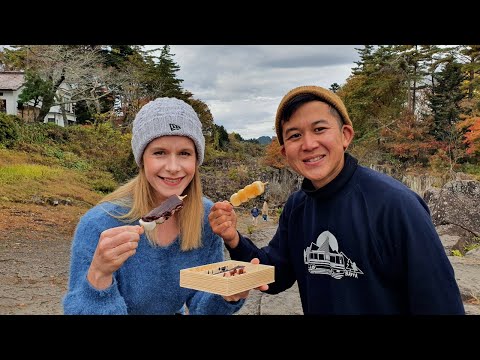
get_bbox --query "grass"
[0,164,63,185]
[464,237,480,253]
[0,150,104,206]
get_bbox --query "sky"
[155,45,361,140]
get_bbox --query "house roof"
[0,71,25,91]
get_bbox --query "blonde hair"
[100,167,204,251]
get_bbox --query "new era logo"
[169,123,181,131]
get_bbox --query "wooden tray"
[180,260,274,296]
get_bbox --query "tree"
[232,132,244,142]
[457,45,480,100]
[461,117,480,156]
[351,45,376,76]
[113,45,187,127]
[262,138,286,169]
[153,45,184,99]
[17,70,51,120]
[329,83,340,93]
[429,61,465,141]
[213,124,229,150]
[391,45,431,116]
[100,45,140,70]
[4,45,119,124]
[339,46,409,147]
[382,111,441,166]
[457,96,480,158]
[185,96,214,143]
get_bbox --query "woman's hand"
[87,225,143,289]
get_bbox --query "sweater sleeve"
[381,192,465,314]
[185,203,245,315]
[62,208,128,315]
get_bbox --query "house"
[0,71,76,126]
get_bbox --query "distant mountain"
[257,136,272,145]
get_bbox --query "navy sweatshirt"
[228,154,465,315]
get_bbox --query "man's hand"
[208,200,240,248]
[222,258,269,302]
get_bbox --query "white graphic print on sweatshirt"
[303,231,364,279]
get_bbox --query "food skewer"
[229,181,268,207]
[139,194,187,231]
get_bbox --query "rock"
[426,179,480,255]
[448,255,480,314]
[436,224,463,254]
[465,247,480,259]
[428,180,480,236]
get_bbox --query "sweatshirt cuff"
[226,231,251,259]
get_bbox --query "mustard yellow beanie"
[275,85,352,145]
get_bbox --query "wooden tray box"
[180,260,274,296]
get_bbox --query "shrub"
[451,249,462,257]
[0,113,19,147]
[87,170,118,194]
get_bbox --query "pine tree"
[156,45,184,98]
[429,61,465,141]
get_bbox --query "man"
[251,205,260,226]
[208,85,465,315]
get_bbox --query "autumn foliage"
[381,112,443,165]
[261,137,287,169]
[457,116,480,156]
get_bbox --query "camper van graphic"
[304,230,363,280]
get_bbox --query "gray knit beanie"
[131,97,205,166]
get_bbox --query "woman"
[261,200,269,221]
[63,97,249,315]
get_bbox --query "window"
[48,117,55,123]
[0,99,6,113]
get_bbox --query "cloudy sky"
[153,45,361,140]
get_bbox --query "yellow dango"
[230,193,241,206]
[237,189,249,203]
[229,181,268,207]
[252,181,265,195]
[244,184,257,199]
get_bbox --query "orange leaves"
[261,138,287,169]
[457,116,480,155]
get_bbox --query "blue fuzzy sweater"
[63,198,244,315]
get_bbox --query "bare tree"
[20,45,122,123]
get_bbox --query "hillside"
[0,139,278,256]
[256,136,272,145]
